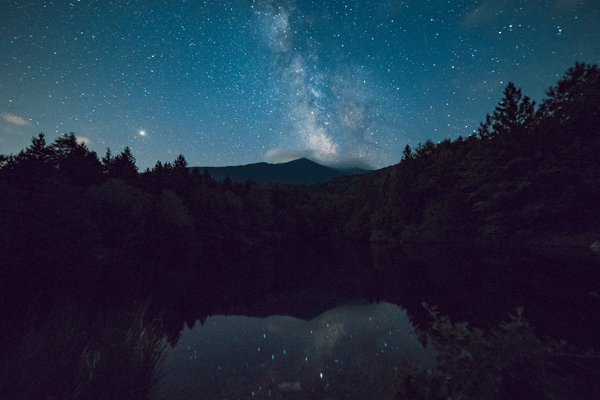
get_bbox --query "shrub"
[393,303,598,400]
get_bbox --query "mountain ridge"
[189,157,370,185]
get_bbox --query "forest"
[1,62,599,399]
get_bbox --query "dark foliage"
[392,304,598,400]
[1,63,598,398]
[325,62,600,243]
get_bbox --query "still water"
[153,241,600,399]
[154,302,436,399]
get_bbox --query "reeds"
[1,297,168,400]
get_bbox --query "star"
[0,1,597,169]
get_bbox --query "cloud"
[76,136,91,146]
[1,112,30,136]
[1,112,28,126]
[551,0,585,12]
[327,159,375,170]
[265,147,315,164]
[461,0,587,28]
[460,0,511,28]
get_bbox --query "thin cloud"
[265,147,315,164]
[76,136,91,146]
[1,112,28,126]
[461,0,511,29]
[551,0,586,13]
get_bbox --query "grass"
[1,297,169,400]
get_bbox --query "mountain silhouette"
[190,158,369,185]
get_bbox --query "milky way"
[254,1,385,165]
[1,0,598,169]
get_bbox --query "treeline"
[1,62,598,398]
[1,62,598,335]
[321,62,600,243]
[0,132,334,331]
[0,131,335,398]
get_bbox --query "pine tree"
[8,133,56,184]
[101,148,113,174]
[538,62,600,144]
[401,144,414,162]
[153,160,164,173]
[491,82,535,138]
[173,154,188,170]
[110,146,138,182]
[52,133,102,185]
[477,113,493,139]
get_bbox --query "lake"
[153,240,600,399]
[154,302,436,399]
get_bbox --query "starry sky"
[1,0,599,170]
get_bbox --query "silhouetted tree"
[0,154,9,170]
[538,62,600,145]
[153,160,164,173]
[109,146,138,182]
[170,154,190,197]
[477,113,493,139]
[3,133,55,185]
[173,154,188,170]
[491,82,535,138]
[401,144,414,163]
[52,133,103,186]
[242,177,256,196]
[415,139,436,159]
[101,148,113,174]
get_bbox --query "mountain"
[190,157,370,185]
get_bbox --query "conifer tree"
[491,82,535,138]
[101,148,113,173]
[109,146,138,182]
[153,160,164,173]
[538,62,600,143]
[8,133,56,183]
[52,133,102,185]
[173,154,188,170]
[401,144,414,162]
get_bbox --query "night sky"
[1,1,599,170]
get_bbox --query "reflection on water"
[154,302,435,399]
[153,241,600,398]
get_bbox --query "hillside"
[189,157,369,185]
[317,62,600,245]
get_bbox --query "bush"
[393,303,598,400]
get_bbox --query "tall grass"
[1,298,169,400]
